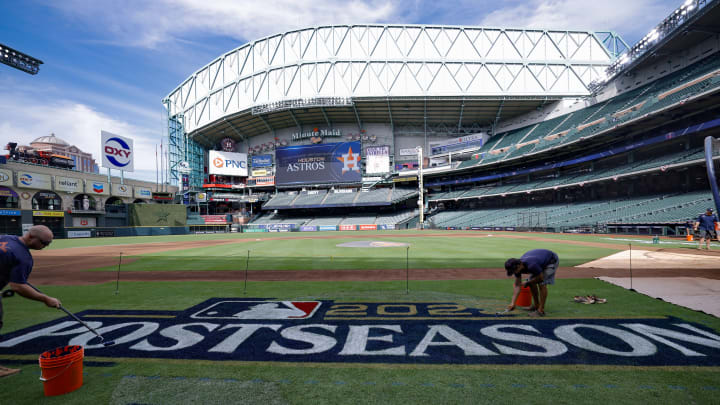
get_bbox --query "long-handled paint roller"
[27,283,115,347]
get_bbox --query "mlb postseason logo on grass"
[2,299,720,366]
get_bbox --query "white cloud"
[49,0,400,49]
[479,0,676,43]
[0,91,162,182]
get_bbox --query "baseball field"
[1,230,719,404]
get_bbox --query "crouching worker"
[505,249,559,317]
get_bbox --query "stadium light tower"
[0,43,43,75]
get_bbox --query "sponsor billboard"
[339,224,357,231]
[17,172,51,189]
[33,211,64,217]
[101,131,134,172]
[318,225,338,231]
[365,145,390,174]
[359,224,377,231]
[0,169,12,186]
[67,230,92,238]
[300,226,318,232]
[276,142,361,186]
[72,217,97,227]
[111,184,132,197]
[54,176,82,193]
[201,215,228,224]
[0,186,18,198]
[85,181,109,195]
[252,155,273,167]
[134,187,152,199]
[2,299,720,366]
[209,150,248,176]
[0,209,21,216]
[251,169,268,177]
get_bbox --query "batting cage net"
[705,136,720,214]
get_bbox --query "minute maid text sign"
[276,142,361,186]
[2,299,719,366]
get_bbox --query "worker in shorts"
[505,249,559,317]
[695,208,719,250]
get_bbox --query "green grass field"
[1,231,718,404]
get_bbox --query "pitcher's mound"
[337,241,409,248]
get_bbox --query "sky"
[0,0,681,182]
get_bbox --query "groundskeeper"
[694,208,719,250]
[505,249,559,317]
[0,225,61,377]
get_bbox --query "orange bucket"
[516,286,532,307]
[686,234,694,241]
[38,345,84,396]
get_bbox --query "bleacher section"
[430,191,713,230]
[457,55,720,168]
[262,188,417,209]
[255,210,419,228]
[431,146,714,202]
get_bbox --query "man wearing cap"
[694,208,719,250]
[505,249,559,317]
[0,225,61,378]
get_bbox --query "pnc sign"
[208,150,248,177]
[1,299,719,366]
[101,131,134,172]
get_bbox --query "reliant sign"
[101,131,134,172]
[54,176,82,193]
[1,299,719,366]
[209,150,248,177]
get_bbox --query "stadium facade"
[164,0,720,234]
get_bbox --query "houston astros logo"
[337,146,361,174]
[0,242,8,253]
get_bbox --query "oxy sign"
[101,131,134,172]
[209,150,247,176]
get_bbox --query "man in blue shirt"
[504,249,559,317]
[694,208,719,250]
[1,225,61,378]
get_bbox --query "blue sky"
[0,0,680,182]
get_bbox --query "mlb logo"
[191,300,321,320]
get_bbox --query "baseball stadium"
[2,0,720,403]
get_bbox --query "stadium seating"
[465,55,720,166]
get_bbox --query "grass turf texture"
[1,279,719,404]
[83,234,619,271]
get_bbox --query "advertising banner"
[33,211,64,217]
[17,172,51,189]
[0,169,12,186]
[251,169,268,177]
[243,228,268,233]
[96,230,116,237]
[359,224,377,231]
[67,230,92,238]
[251,155,273,167]
[111,183,132,197]
[101,131,134,172]
[0,209,20,216]
[201,215,228,224]
[134,187,152,199]
[318,225,338,231]
[399,148,418,156]
[378,224,395,230]
[276,142,361,186]
[365,145,390,174]
[339,224,357,231]
[0,186,18,199]
[250,176,275,187]
[300,226,318,232]
[85,181,109,195]
[72,217,97,227]
[54,176,82,193]
[209,150,248,176]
